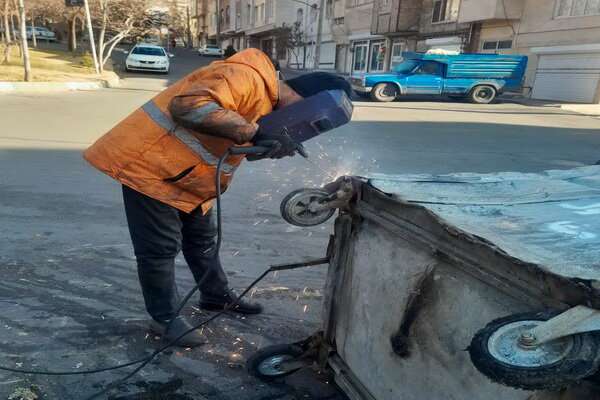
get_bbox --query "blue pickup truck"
[350,52,528,104]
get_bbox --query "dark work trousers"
[122,185,229,322]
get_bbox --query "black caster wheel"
[280,189,335,227]
[469,311,600,391]
[247,344,305,381]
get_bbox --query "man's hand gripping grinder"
[229,89,354,158]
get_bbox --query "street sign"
[65,0,84,6]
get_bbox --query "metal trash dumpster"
[315,166,600,400]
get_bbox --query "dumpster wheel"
[247,344,306,381]
[469,311,600,391]
[280,189,336,227]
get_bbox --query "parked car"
[15,26,57,42]
[198,44,223,57]
[351,52,528,104]
[125,44,172,74]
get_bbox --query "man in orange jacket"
[84,48,352,347]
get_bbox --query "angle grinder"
[230,89,354,158]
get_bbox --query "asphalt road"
[0,48,599,400]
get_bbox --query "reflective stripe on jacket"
[83,49,279,213]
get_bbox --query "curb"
[561,104,600,117]
[0,72,120,93]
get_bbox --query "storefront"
[348,37,411,75]
[349,37,388,75]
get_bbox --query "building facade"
[460,0,600,103]
[348,0,476,75]
[191,0,600,103]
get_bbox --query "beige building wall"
[417,0,471,51]
[475,0,600,102]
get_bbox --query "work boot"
[149,315,207,347]
[200,290,263,315]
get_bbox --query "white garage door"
[532,53,600,103]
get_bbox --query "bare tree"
[95,0,150,73]
[274,21,305,69]
[167,0,187,48]
[2,0,13,63]
[17,0,31,81]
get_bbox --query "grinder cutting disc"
[280,189,335,227]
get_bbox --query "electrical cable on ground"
[0,149,287,399]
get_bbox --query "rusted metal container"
[320,167,600,400]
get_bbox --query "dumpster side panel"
[334,219,532,400]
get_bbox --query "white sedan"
[125,44,172,74]
[16,26,56,42]
[198,44,223,57]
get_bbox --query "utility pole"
[16,0,31,81]
[215,0,220,47]
[82,0,100,74]
[313,0,324,70]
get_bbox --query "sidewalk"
[560,103,600,116]
[504,96,600,117]
[0,43,120,92]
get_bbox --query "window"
[369,41,386,72]
[225,6,230,25]
[432,0,457,23]
[297,8,304,24]
[236,1,241,28]
[555,0,600,17]
[334,16,344,25]
[310,4,319,21]
[132,47,166,56]
[352,42,368,72]
[415,61,443,76]
[253,5,258,24]
[391,41,404,68]
[247,4,251,25]
[326,0,333,18]
[482,39,513,51]
[266,0,273,21]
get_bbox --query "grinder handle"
[229,146,271,155]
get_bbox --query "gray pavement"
[0,49,600,399]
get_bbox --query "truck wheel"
[470,85,497,104]
[469,311,600,391]
[247,344,305,381]
[371,83,398,102]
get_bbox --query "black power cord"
[0,148,268,393]
[0,145,329,399]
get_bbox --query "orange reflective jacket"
[84,49,279,213]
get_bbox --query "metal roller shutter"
[532,53,600,103]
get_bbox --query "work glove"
[246,129,299,161]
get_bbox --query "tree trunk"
[68,14,78,52]
[30,10,36,48]
[186,5,192,49]
[97,0,107,74]
[82,0,99,74]
[11,1,20,58]
[3,0,10,42]
[17,0,30,81]
[2,0,11,63]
